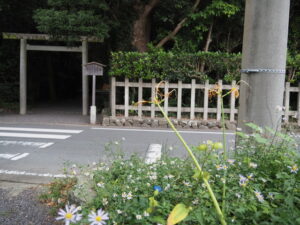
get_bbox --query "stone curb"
[102,116,237,130]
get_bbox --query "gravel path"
[0,182,57,225]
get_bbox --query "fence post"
[110,77,116,117]
[190,79,196,120]
[151,78,156,118]
[284,82,290,123]
[217,80,222,121]
[164,81,169,117]
[124,77,129,117]
[230,80,236,122]
[298,82,300,126]
[177,80,182,120]
[138,78,143,118]
[203,80,209,120]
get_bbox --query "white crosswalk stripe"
[0,140,54,148]
[0,127,82,134]
[0,126,83,160]
[0,132,71,139]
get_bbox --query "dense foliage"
[41,124,300,224]
[33,0,111,41]
[109,50,241,82]
[110,50,300,83]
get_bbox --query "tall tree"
[131,0,160,52]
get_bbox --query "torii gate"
[2,32,103,115]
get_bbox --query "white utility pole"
[238,0,290,132]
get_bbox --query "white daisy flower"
[113,193,118,198]
[165,183,171,190]
[88,208,109,225]
[122,192,127,198]
[254,190,264,202]
[117,210,123,214]
[192,199,199,205]
[144,211,150,217]
[288,164,299,174]
[102,198,108,206]
[227,159,235,165]
[97,182,105,188]
[136,215,142,220]
[127,192,133,200]
[183,181,192,187]
[239,174,248,187]
[215,164,222,170]
[56,204,82,225]
[247,173,254,180]
[249,162,257,168]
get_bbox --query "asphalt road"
[0,123,235,183]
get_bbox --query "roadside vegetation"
[40,84,300,224]
[40,123,300,225]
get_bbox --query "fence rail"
[110,78,300,124]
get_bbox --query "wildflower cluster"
[44,123,300,225]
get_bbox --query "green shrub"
[109,50,242,82]
[109,50,300,84]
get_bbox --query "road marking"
[0,153,20,159]
[0,127,82,134]
[39,142,54,148]
[92,127,235,135]
[0,169,68,178]
[0,140,54,149]
[10,153,29,160]
[145,144,162,164]
[0,132,70,139]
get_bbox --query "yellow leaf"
[167,203,190,225]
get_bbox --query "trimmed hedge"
[109,50,300,83]
[109,50,241,82]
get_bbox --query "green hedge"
[109,50,300,83]
[109,50,241,82]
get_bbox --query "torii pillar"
[20,39,27,115]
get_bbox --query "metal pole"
[20,39,27,115]
[90,75,97,124]
[92,75,96,106]
[238,0,290,132]
[82,40,88,115]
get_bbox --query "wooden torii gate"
[2,32,103,115]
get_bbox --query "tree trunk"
[200,22,213,72]
[132,0,160,52]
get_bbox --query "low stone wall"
[102,116,237,130]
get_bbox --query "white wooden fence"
[284,82,300,125]
[110,78,300,125]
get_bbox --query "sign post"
[83,62,105,124]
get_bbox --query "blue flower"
[153,185,162,192]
